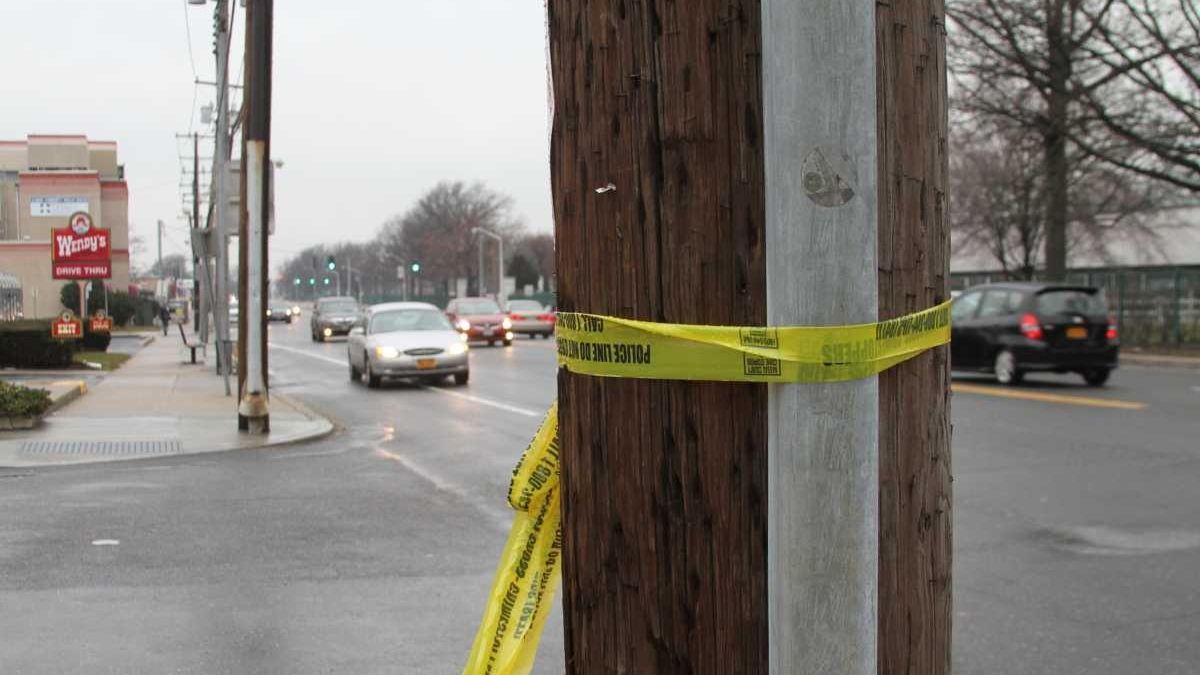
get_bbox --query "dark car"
[951,282,1119,386]
[445,297,513,347]
[266,301,294,323]
[310,296,362,342]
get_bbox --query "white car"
[347,302,469,388]
[506,299,555,339]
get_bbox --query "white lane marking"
[418,385,542,418]
[270,342,344,366]
[270,341,542,417]
[373,445,510,530]
[91,539,120,546]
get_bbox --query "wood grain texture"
[548,1,767,673]
[874,0,953,673]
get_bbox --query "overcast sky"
[0,0,553,274]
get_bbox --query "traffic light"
[293,277,301,286]
[326,255,336,271]
[323,277,331,286]
[410,261,421,273]
[308,277,316,286]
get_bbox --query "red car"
[446,297,514,347]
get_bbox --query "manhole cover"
[20,440,182,457]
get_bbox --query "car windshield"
[457,300,501,314]
[320,301,358,313]
[508,300,543,312]
[370,309,452,334]
[1035,289,1107,316]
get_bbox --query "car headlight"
[501,317,513,330]
[375,346,401,359]
[457,319,471,332]
[447,342,468,356]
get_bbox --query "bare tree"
[951,119,1169,277]
[948,0,1200,279]
[376,181,525,291]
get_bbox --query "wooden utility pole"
[550,3,768,672]
[874,2,953,672]
[549,1,950,674]
[238,0,271,433]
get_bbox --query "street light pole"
[473,227,505,306]
[213,0,234,384]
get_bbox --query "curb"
[44,380,89,415]
[1122,354,1200,370]
[269,391,337,446]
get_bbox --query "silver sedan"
[347,302,470,388]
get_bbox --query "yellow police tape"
[554,300,952,383]
[462,402,562,675]
[463,302,951,674]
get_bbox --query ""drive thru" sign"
[51,211,111,280]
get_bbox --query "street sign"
[89,310,112,333]
[51,211,111,280]
[51,311,83,340]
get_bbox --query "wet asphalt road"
[1,317,1198,674]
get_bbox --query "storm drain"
[20,440,182,457]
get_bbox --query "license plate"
[416,358,437,369]
[1066,326,1088,339]
[484,328,495,337]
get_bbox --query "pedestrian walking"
[159,304,171,336]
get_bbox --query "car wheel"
[366,359,381,389]
[994,349,1024,385]
[349,359,361,382]
[454,371,469,386]
[1082,368,1111,387]
[503,338,513,347]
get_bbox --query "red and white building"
[0,134,131,318]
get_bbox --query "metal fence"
[952,265,1200,347]
[0,271,21,321]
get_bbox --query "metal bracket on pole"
[763,2,879,673]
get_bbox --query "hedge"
[82,321,112,352]
[0,320,78,369]
[0,381,52,418]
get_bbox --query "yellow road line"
[952,383,1147,410]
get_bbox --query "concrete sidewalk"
[0,329,333,468]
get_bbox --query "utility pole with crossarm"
[548,2,951,673]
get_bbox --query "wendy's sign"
[52,211,111,280]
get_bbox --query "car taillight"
[538,313,553,321]
[1106,316,1118,341]
[1019,313,1044,340]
